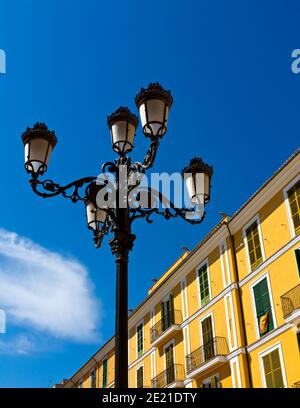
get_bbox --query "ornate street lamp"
[22,122,57,177]
[21,82,213,388]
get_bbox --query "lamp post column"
[110,206,135,388]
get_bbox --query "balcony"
[151,364,185,388]
[185,337,229,378]
[280,283,300,326]
[150,310,182,347]
[293,381,300,388]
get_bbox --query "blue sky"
[0,0,299,387]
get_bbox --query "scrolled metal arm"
[129,187,206,225]
[130,139,160,173]
[29,176,96,203]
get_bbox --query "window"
[137,323,144,358]
[161,295,174,331]
[287,179,300,236]
[198,263,210,306]
[136,366,144,388]
[295,249,300,277]
[165,343,175,384]
[78,379,83,388]
[90,369,96,388]
[297,331,300,352]
[201,315,214,361]
[102,359,107,388]
[262,348,284,388]
[245,220,263,270]
[253,277,274,337]
[202,376,220,388]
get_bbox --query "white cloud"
[0,229,101,344]
[0,334,35,355]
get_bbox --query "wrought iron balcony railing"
[150,310,182,343]
[280,283,300,319]
[186,337,229,374]
[151,364,185,388]
[293,381,300,388]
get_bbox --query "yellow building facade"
[60,149,300,389]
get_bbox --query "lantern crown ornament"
[107,107,138,155]
[182,157,213,205]
[22,122,57,177]
[135,82,173,139]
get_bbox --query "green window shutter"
[198,264,210,306]
[102,359,107,388]
[137,323,143,357]
[246,221,263,270]
[295,249,300,277]
[136,366,144,388]
[262,349,284,388]
[288,180,300,235]
[253,278,274,336]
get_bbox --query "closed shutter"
[287,180,300,235]
[137,323,143,357]
[202,316,214,361]
[262,349,284,388]
[136,366,144,388]
[210,376,218,388]
[198,264,210,306]
[102,359,107,388]
[253,278,274,336]
[246,221,263,270]
[297,331,300,352]
[165,344,175,384]
[168,293,174,324]
[90,370,96,388]
[161,302,166,331]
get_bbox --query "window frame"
[202,373,220,388]
[135,364,144,388]
[219,238,231,288]
[258,342,287,388]
[295,247,300,278]
[136,320,144,359]
[243,215,265,272]
[250,272,277,339]
[199,310,216,346]
[90,368,96,389]
[283,174,300,238]
[163,339,176,370]
[196,259,212,308]
[102,358,108,388]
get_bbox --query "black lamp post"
[21,83,213,388]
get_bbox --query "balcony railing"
[151,364,185,388]
[150,310,182,343]
[293,381,300,388]
[280,283,300,319]
[186,337,229,374]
